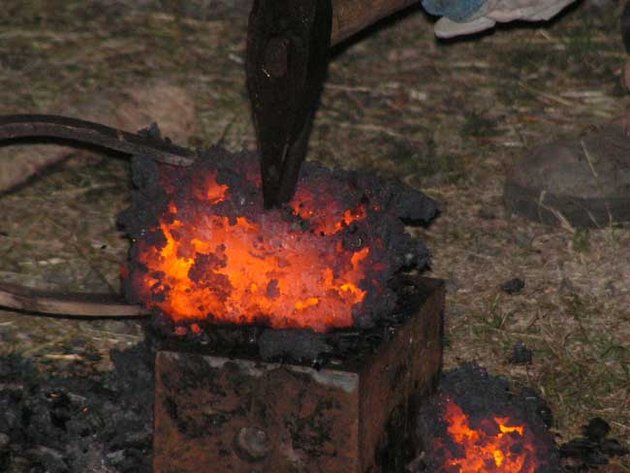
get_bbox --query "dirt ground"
[1,0,628,458]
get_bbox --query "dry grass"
[0,0,628,450]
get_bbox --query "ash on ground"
[0,343,154,473]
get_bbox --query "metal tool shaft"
[248,0,419,207]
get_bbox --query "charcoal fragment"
[501,277,525,294]
[0,343,154,473]
[137,121,162,140]
[601,438,629,456]
[520,387,554,428]
[130,155,161,194]
[508,340,533,365]
[266,279,280,299]
[584,417,611,440]
[559,417,629,469]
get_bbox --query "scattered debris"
[508,340,533,364]
[560,417,629,471]
[501,277,525,294]
[0,344,154,473]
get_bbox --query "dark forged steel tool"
[0,114,196,318]
[246,0,333,208]
[246,0,418,208]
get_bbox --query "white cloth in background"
[433,0,577,38]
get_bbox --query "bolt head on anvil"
[153,278,444,473]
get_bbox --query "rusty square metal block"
[153,277,443,473]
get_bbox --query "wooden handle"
[330,0,418,45]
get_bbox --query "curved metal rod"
[0,113,193,317]
[0,114,196,166]
[0,283,150,318]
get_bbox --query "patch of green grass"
[531,292,630,431]
[571,228,591,253]
[564,17,598,57]
[384,133,465,184]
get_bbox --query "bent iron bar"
[0,114,196,167]
[0,113,190,318]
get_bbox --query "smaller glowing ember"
[415,364,560,473]
[436,399,541,473]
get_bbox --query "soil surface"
[0,0,628,465]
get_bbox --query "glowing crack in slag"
[122,149,436,333]
[436,399,542,473]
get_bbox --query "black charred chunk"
[0,344,154,473]
[413,363,561,473]
[508,340,533,365]
[560,417,629,470]
[584,417,611,441]
[501,277,525,295]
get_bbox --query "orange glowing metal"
[440,399,540,473]
[122,150,437,335]
[132,176,372,332]
[290,196,368,235]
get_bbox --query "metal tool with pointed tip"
[246,0,332,208]
[246,0,418,208]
